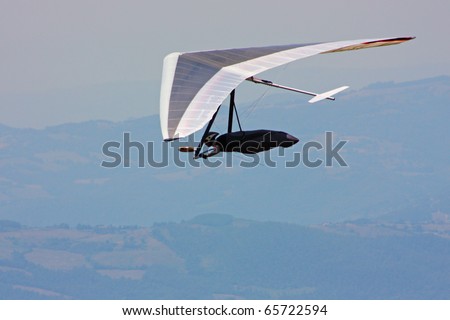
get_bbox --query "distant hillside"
[0,215,449,299]
[0,76,449,227]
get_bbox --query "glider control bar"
[246,76,349,103]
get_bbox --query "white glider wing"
[160,37,414,140]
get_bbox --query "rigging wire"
[241,64,289,120]
[234,100,243,131]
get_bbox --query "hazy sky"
[1,0,449,128]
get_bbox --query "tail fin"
[308,86,349,103]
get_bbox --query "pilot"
[197,130,299,159]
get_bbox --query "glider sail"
[160,37,414,141]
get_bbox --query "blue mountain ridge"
[0,213,449,299]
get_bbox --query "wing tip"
[323,36,415,54]
[362,36,416,45]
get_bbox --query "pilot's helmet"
[204,132,219,146]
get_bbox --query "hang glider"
[160,37,414,142]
